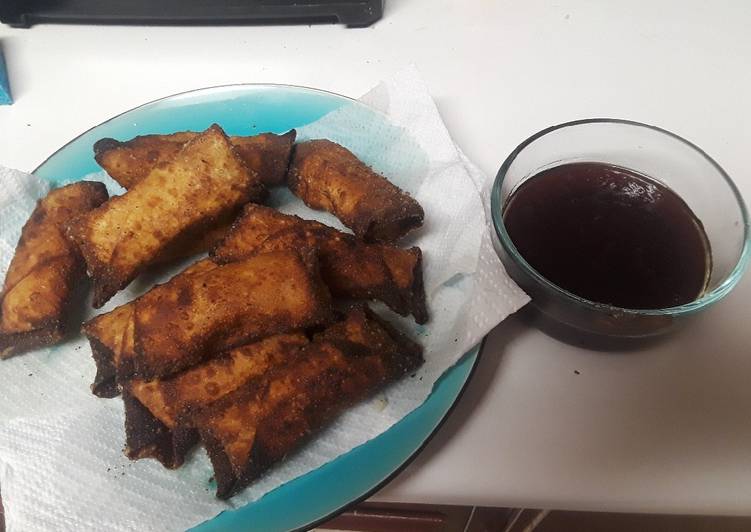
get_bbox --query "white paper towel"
[0,67,529,531]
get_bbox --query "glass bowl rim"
[490,117,751,317]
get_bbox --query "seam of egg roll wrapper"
[0,68,528,531]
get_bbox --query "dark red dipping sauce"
[503,162,711,309]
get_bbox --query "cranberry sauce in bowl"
[503,162,710,310]
[490,119,749,338]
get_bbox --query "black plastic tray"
[0,0,383,28]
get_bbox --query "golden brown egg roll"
[82,261,239,468]
[129,333,309,428]
[94,130,296,263]
[82,259,218,397]
[0,181,108,358]
[121,333,307,469]
[92,130,295,262]
[68,124,264,307]
[288,139,424,242]
[212,204,428,323]
[194,305,424,498]
[84,259,312,468]
[94,130,296,189]
[132,249,332,379]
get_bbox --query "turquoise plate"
[33,85,481,532]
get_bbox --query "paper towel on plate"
[0,66,529,531]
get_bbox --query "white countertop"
[2,0,750,516]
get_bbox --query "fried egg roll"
[194,305,423,498]
[82,259,218,397]
[121,333,307,469]
[1,181,108,358]
[94,130,296,189]
[67,124,263,307]
[288,139,424,242]
[129,333,309,428]
[133,249,332,379]
[212,204,428,323]
[92,130,296,262]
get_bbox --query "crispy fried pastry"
[85,260,310,468]
[121,333,308,468]
[83,260,286,468]
[93,129,294,262]
[133,249,332,379]
[93,132,194,190]
[194,305,424,498]
[212,204,428,323]
[122,386,198,469]
[94,130,296,188]
[0,182,108,358]
[68,125,263,307]
[229,130,297,186]
[82,259,218,397]
[130,333,309,428]
[83,303,134,397]
[288,139,424,242]
[92,130,296,261]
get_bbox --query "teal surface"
[33,85,480,532]
[0,49,11,105]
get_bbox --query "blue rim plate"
[32,85,482,532]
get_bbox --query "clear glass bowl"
[491,119,750,338]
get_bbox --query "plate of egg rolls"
[0,84,488,531]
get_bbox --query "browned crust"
[94,130,295,189]
[68,124,262,307]
[131,249,333,380]
[0,327,64,360]
[230,130,296,186]
[82,259,218,394]
[122,385,198,469]
[88,335,119,398]
[0,181,108,358]
[194,305,423,498]
[211,204,429,323]
[94,132,196,189]
[82,303,136,397]
[94,129,286,264]
[93,130,292,264]
[287,139,424,242]
[129,332,309,428]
